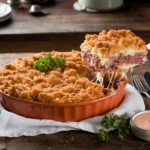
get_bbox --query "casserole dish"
[0,81,126,121]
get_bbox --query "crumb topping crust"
[81,29,147,58]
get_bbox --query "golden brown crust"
[81,29,148,58]
[0,50,104,103]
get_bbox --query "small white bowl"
[78,0,124,11]
[130,110,150,142]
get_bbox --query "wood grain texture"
[0,31,150,53]
[0,53,150,150]
[0,33,85,53]
[0,0,150,52]
[0,138,6,150]
[0,0,150,35]
[6,131,150,150]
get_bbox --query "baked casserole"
[0,50,105,103]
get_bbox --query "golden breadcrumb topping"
[81,29,147,58]
[0,50,104,103]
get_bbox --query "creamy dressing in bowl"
[133,112,150,130]
[130,111,150,142]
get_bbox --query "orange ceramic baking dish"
[0,82,126,122]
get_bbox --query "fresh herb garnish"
[98,129,109,142]
[33,52,66,73]
[98,114,130,142]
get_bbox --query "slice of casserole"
[81,29,147,84]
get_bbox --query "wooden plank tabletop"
[0,53,150,150]
[0,0,150,35]
[0,0,150,52]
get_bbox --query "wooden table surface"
[0,53,150,150]
[0,0,150,34]
[0,0,150,52]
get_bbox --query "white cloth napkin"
[0,84,145,137]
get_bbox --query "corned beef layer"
[82,50,145,72]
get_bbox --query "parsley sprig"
[33,52,66,73]
[98,114,130,142]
